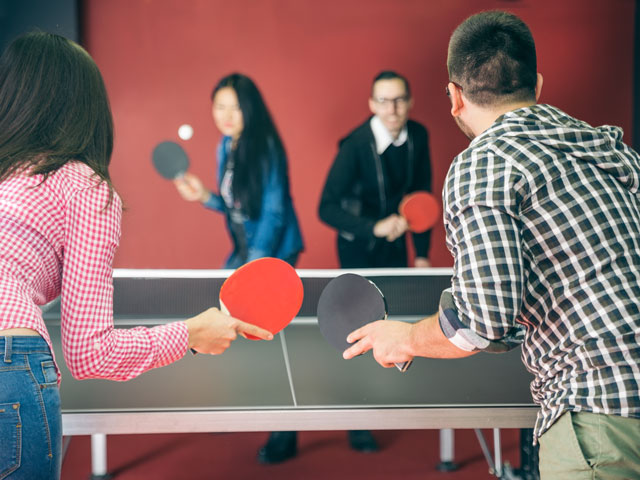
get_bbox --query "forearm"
[202,192,224,212]
[408,313,477,359]
[318,198,377,239]
[412,230,431,258]
[62,318,188,381]
[343,312,475,366]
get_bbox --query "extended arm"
[344,202,526,367]
[60,183,271,381]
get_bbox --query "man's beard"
[454,116,475,141]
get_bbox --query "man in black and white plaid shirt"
[344,11,640,479]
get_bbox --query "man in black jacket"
[305,70,432,458]
[319,71,432,268]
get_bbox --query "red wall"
[83,0,635,269]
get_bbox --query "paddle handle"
[395,360,412,372]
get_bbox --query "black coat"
[318,117,432,267]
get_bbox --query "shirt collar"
[370,116,408,155]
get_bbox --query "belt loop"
[4,336,12,363]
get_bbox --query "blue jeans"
[0,336,62,480]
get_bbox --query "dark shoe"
[257,431,298,464]
[348,430,378,453]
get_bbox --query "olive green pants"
[539,411,640,480]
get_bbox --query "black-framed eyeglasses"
[445,81,463,97]
[372,95,410,108]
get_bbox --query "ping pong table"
[44,268,538,478]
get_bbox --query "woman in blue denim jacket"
[175,73,303,464]
[175,73,304,268]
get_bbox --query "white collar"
[370,116,408,155]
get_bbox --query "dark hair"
[371,71,411,98]
[211,73,287,220]
[0,31,115,198]
[447,11,537,106]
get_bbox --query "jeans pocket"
[40,361,57,386]
[0,402,21,479]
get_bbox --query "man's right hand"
[185,308,273,355]
[174,173,211,203]
[373,214,408,242]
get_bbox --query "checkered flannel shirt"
[0,162,188,383]
[439,104,640,440]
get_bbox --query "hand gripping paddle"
[398,191,440,233]
[152,141,190,180]
[317,273,411,372]
[219,257,304,340]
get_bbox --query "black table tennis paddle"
[152,141,190,179]
[317,273,411,372]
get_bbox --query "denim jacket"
[203,136,304,268]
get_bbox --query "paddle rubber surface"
[317,273,387,353]
[152,141,190,179]
[399,191,440,233]
[219,257,303,340]
[317,273,411,372]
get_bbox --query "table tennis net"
[42,273,451,321]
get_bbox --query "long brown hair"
[0,32,115,198]
[211,73,288,220]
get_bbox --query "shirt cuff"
[203,193,224,212]
[148,321,189,368]
[438,289,524,353]
[438,289,489,352]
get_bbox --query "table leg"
[493,428,502,477]
[90,433,110,480]
[436,428,459,472]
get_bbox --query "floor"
[61,428,523,479]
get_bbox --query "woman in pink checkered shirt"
[0,32,273,480]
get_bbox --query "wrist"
[407,313,439,357]
[407,322,418,357]
[372,220,384,238]
[184,317,201,350]
[200,191,212,204]
[414,257,431,267]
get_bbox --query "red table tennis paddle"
[317,273,411,372]
[399,191,440,233]
[219,257,304,340]
[152,141,190,180]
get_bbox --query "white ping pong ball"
[178,124,194,140]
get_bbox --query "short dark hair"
[0,31,114,197]
[447,11,537,106]
[371,71,411,98]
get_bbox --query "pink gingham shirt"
[0,161,189,382]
